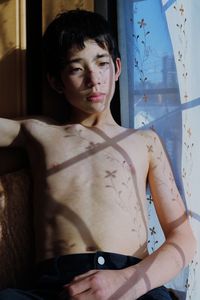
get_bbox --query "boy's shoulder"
[129,127,160,141]
[128,128,164,154]
[22,116,60,129]
[21,116,64,139]
[23,116,57,125]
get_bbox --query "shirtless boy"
[0,9,196,300]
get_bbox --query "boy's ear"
[47,74,63,94]
[115,58,121,81]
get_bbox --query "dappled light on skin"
[46,128,135,177]
[107,222,187,299]
[43,127,148,258]
[167,211,188,231]
[58,40,119,124]
[45,196,100,256]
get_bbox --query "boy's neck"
[67,108,118,128]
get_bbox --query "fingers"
[64,270,105,299]
[67,278,90,297]
[63,270,98,298]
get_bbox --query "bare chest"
[41,127,148,201]
[26,124,150,259]
[25,124,149,204]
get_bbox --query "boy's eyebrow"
[66,53,110,65]
[66,58,82,65]
[95,53,110,59]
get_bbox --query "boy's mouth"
[86,92,106,103]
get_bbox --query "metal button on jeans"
[97,256,105,265]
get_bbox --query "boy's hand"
[62,269,135,300]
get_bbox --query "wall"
[0,0,26,117]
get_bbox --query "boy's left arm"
[121,130,197,298]
[63,130,196,300]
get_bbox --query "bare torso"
[23,120,151,262]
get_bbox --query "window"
[117,0,183,196]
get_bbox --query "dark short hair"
[43,9,120,79]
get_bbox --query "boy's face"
[58,40,121,116]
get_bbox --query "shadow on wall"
[0,48,26,118]
[0,47,69,121]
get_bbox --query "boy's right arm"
[0,118,22,147]
[0,118,28,175]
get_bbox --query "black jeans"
[0,251,172,300]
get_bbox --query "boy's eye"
[73,68,82,72]
[99,61,110,67]
[69,67,83,74]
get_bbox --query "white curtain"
[163,1,200,299]
[117,0,200,298]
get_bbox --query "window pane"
[118,0,183,195]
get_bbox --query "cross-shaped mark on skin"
[46,127,148,236]
[46,128,135,176]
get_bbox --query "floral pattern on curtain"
[117,0,200,298]
[163,1,200,299]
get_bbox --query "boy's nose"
[86,70,101,88]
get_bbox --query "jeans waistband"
[36,251,141,277]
